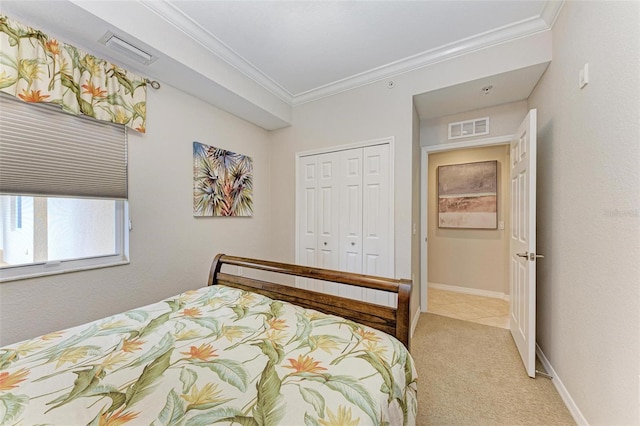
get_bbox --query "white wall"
[528,1,640,424]
[269,32,552,324]
[420,101,528,147]
[0,82,273,346]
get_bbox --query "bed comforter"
[0,285,417,425]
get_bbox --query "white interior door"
[297,153,339,292]
[316,152,340,294]
[297,155,318,290]
[317,152,340,271]
[362,144,391,277]
[298,155,318,273]
[338,148,364,300]
[362,144,393,306]
[296,140,394,304]
[339,148,363,275]
[509,109,538,378]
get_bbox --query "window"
[0,93,129,281]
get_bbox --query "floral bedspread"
[0,285,417,425]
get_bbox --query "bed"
[0,254,417,425]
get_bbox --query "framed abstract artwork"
[193,141,253,217]
[437,160,497,229]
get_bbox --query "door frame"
[295,136,396,277]
[420,134,514,311]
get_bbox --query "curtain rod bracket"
[145,79,161,90]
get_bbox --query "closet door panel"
[362,144,390,275]
[317,152,340,294]
[299,158,318,252]
[362,144,392,306]
[338,149,363,299]
[339,149,363,273]
[297,157,318,290]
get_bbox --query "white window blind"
[0,93,128,199]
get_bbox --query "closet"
[296,142,393,306]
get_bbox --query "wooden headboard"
[208,254,412,348]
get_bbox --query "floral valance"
[0,14,147,133]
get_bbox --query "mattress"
[0,285,417,425]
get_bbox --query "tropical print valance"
[0,15,147,133]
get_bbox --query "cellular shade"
[0,93,127,199]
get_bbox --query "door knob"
[517,252,545,261]
[323,242,327,246]
[351,242,355,246]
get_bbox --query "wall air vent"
[100,32,157,65]
[448,117,490,140]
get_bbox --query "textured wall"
[528,2,640,423]
[421,101,529,147]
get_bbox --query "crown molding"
[139,0,294,105]
[141,0,562,108]
[540,0,565,28]
[293,13,555,106]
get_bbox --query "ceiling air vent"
[100,32,157,65]
[448,117,489,140]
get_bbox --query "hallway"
[427,287,509,329]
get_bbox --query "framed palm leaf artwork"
[193,142,253,217]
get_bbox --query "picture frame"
[437,160,497,229]
[193,142,253,217]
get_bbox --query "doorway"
[426,143,511,328]
[420,107,540,377]
[420,135,513,314]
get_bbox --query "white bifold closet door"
[297,143,393,307]
[298,151,341,293]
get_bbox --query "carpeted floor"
[412,313,575,425]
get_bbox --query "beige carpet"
[412,313,575,426]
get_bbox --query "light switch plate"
[579,63,589,89]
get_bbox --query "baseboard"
[536,344,588,426]
[410,308,421,338]
[429,282,509,301]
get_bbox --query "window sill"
[0,257,130,283]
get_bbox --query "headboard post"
[396,279,412,349]
[208,253,226,286]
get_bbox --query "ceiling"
[166,0,549,97]
[0,1,561,129]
